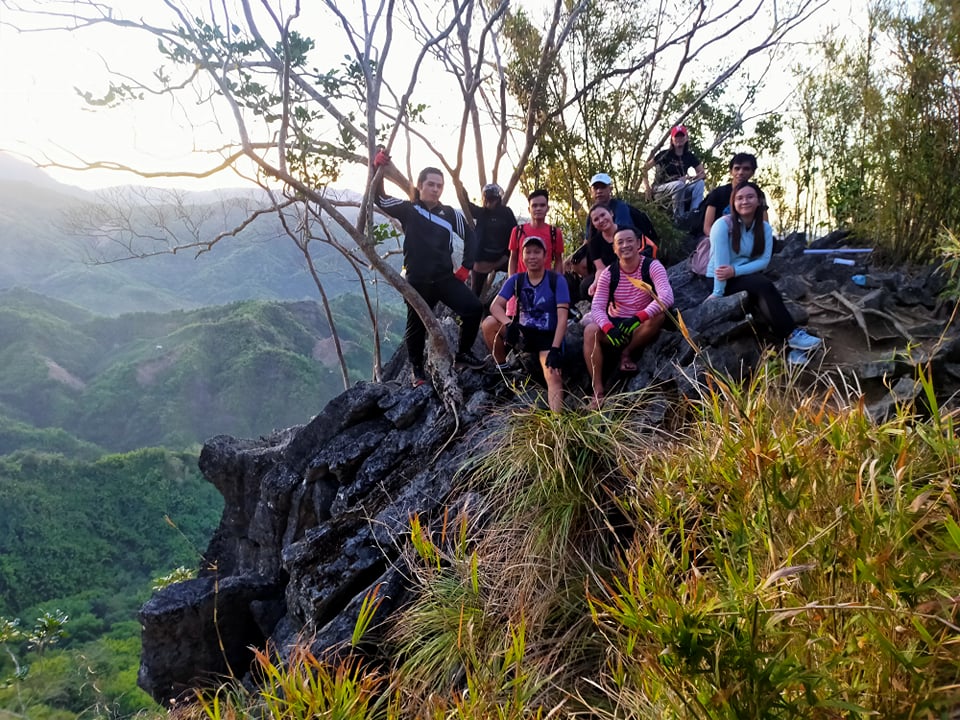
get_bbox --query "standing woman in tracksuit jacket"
[372,151,484,384]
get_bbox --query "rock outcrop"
[139,233,960,704]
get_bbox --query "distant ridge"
[0,151,93,199]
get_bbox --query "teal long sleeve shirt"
[706,216,773,296]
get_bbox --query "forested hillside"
[0,446,222,718]
[0,288,403,451]
[0,154,409,719]
[0,154,392,317]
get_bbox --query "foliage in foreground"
[193,361,960,718]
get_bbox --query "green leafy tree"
[791,0,960,259]
[498,0,821,234]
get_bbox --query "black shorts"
[508,326,556,354]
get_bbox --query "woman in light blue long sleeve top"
[706,181,821,353]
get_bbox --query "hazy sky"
[0,0,867,192]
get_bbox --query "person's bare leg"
[481,316,507,364]
[539,350,564,412]
[583,322,606,408]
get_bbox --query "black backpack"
[513,270,559,314]
[607,255,653,312]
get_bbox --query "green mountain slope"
[0,289,403,452]
[0,158,397,316]
[0,447,222,616]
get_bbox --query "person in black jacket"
[373,150,485,385]
[467,183,517,297]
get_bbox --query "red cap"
[670,125,688,137]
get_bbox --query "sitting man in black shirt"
[702,152,768,234]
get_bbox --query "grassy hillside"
[0,289,403,452]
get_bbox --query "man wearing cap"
[467,183,517,297]
[482,233,569,412]
[643,125,706,218]
[583,173,659,296]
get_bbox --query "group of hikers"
[372,126,822,411]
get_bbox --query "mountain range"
[0,153,405,452]
[0,152,394,316]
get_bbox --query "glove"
[454,266,470,282]
[545,347,563,369]
[618,318,641,337]
[504,323,521,349]
[605,325,628,349]
[373,148,391,168]
[607,319,640,348]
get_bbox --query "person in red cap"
[642,125,706,219]
[372,149,485,385]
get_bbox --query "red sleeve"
[508,226,520,252]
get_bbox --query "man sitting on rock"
[482,234,569,412]
[582,225,674,409]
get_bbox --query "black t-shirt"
[585,200,659,267]
[702,183,768,230]
[653,148,701,185]
[704,183,733,217]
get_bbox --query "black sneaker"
[454,351,486,370]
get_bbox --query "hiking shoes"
[454,351,487,370]
[787,349,811,367]
[787,328,822,351]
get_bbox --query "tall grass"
[194,360,960,719]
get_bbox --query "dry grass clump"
[196,360,960,719]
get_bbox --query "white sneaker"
[788,328,822,351]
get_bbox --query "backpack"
[637,234,659,260]
[514,223,560,260]
[689,216,731,276]
[690,236,711,276]
[607,255,653,312]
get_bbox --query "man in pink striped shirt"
[583,226,674,408]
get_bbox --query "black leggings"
[406,276,483,369]
[722,274,796,340]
